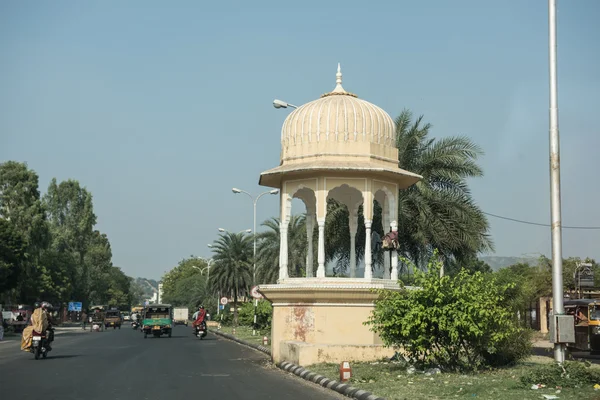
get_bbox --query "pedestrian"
[81,310,88,330]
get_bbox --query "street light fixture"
[218,228,252,234]
[231,187,280,335]
[273,99,298,109]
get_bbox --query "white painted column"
[349,209,359,278]
[390,220,399,281]
[364,219,373,279]
[316,218,326,278]
[279,222,289,281]
[305,213,315,277]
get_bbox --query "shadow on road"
[33,355,81,360]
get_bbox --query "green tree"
[0,161,50,302]
[0,219,26,300]
[367,252,527,371]
[256,215,309,283]
[86,230,115,305]
[446,256,492,277]
[44,178,97,303]
[395,110,493,267]
[208,232,252,326]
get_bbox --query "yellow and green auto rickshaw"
[142,304,173,338]
[564,299,600,354]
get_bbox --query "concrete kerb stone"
[210,329,385,400]
[209,329,272,356]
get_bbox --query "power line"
[483,211,600,230]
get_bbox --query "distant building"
[157,283,163,304]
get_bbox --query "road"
[0,325,344,400]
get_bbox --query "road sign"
[220,297,228,305]
[144,300,149,306]
[250,286,263,299]
[219,305,225,310]
[68,302,82,312]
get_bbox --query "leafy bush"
[483,328,533,367]
[366,251,528,372]
[520,361,600,388]
[237,300,272,330]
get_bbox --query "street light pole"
[548,0,565,364]
[232,187,279,335]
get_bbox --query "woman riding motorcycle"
[21,302,53,351]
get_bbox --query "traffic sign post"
[250,286,263,300]
[220,297,228,305]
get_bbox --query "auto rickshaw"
[104,308,122,329]
[142,304,173,338]
[564,299,600,354]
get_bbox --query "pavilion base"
[258,278,404,364]
[280,341,392,366]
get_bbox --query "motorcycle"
[194,322,207,340]
[132,321,139,330]
[31,327,54,360]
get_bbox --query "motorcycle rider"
[21,301,52,351]
[192,306,207,334]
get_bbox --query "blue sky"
[1,1,598,279]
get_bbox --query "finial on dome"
[332,63,346,94]
[320,63,357,98]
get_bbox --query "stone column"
[364,219,373,279]
[279,222,289,281]
[390,220,399,281]
[305,213,315,278]
[349,208,359,278]
[316,218,326,278]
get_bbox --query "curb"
[209,329,385,400]
[209,329,272,356]
[276,361,386,400]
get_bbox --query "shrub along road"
[0,325,344,400]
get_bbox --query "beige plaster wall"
[271,303,383,363]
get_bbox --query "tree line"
[0,161,139,309]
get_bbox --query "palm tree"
[394,109,493,268]
[326,109,493,273]
[208,232,252,326]
[255,215,309,284]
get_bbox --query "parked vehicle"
[3,305,33,333]
[565,299,600,354]
[173,307,189,326]
[142,304,173,338]
[104,309,122,329]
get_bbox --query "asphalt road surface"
[0,325,344,400]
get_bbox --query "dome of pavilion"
[280,64,397,163]
[259,64,422,189]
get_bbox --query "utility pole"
[548,0,565,363]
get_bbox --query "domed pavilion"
[258,65,422,365]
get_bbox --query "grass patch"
[216,325,271,347]
[306,356,600,400]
